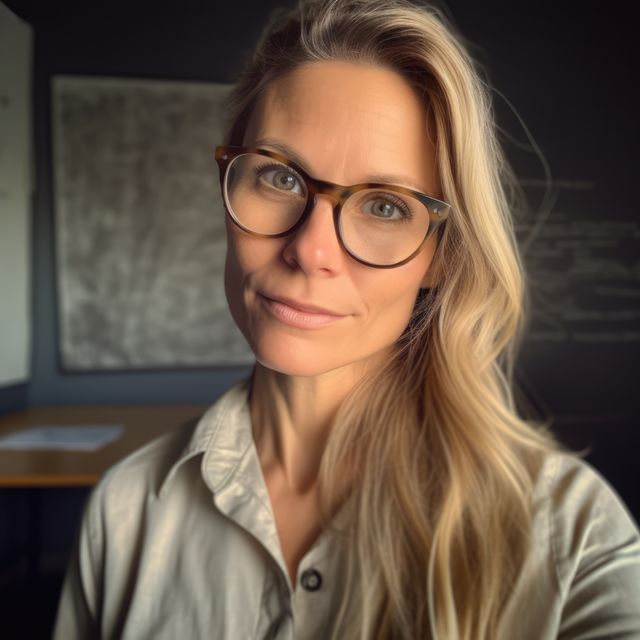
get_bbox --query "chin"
[251,338,341,378]
[248,327,395,379]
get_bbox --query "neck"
[249,355,383,495]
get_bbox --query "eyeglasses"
[215,145,451,268]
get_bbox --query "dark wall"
[449,2,640,518]
[0,383,28,415]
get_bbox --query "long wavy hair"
[222,0,562,637]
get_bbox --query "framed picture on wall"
[52,76,252,370]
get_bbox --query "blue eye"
[363,194,412,220]
[254,162,305,195]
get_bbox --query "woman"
[54,0,640,638]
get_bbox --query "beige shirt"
[53,380,640,639]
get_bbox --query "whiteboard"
[0,4,32,387]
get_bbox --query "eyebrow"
[251,138,431,193]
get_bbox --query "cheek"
[224,227,283,330]
[224,241,246,335]
[223,228,255,333]
[225,223,282,272]
[355,274,420,345]
[224,226,261,288]
[358,244,435,333]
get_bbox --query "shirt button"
[300,568,323,592]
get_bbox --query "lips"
[257,292,349,328]
[260,293,345,316]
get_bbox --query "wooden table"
[0,405,208,487]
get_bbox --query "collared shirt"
[53,380,640,639]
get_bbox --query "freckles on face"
[223,60,441,377]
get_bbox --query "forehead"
[243,60,439,193]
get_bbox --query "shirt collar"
[158,378,252,499]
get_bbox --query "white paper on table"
[0,424,123,451]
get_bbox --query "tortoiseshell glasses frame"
[215,145,451,269]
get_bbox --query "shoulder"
[535,451,638,545]
[86,379,250,527]
[537,451,633,506]
[534,451,639,564]
[533,451,640,636]
[53,382,252,639]
[94,418,198,508]
[93,379,250,505]
[75,418,200,559]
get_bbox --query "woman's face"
[225,60,441,378]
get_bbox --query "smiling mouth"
[258,293,349,329]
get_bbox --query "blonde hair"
[223,0,562,637]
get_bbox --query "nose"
[281,194,345,276]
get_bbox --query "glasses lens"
[339,189,431,266]
[224,153,307,234]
